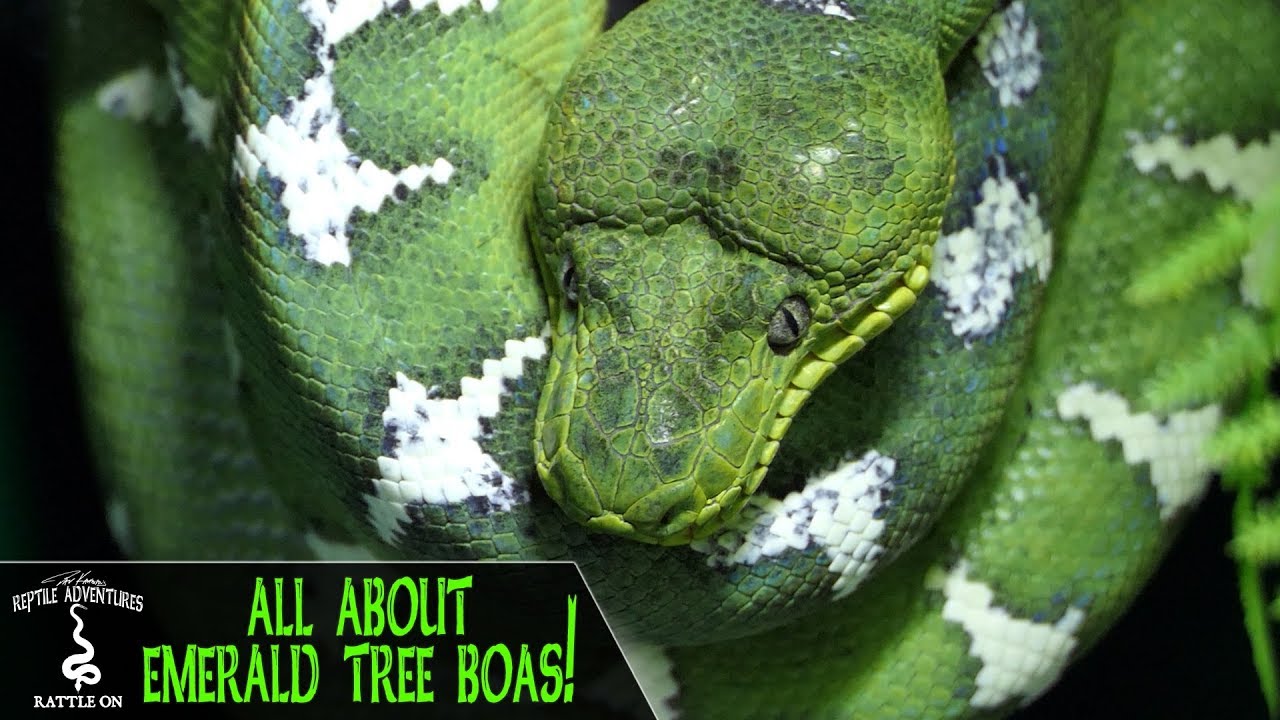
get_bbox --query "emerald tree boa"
[53,0,1280,717]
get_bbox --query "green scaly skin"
[531,0,961,544]
[53,0,1280,718]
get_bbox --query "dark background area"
[1,1,1271,717]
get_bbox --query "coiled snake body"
[54,0,1280,717]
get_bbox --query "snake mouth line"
[533,263,931,546]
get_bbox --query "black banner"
[2,562,651,719]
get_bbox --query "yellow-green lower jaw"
[535,417,771,545]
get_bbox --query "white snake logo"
[61,603,102,692]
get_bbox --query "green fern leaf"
[1208,396,1280,474]
[1232,498,1280,563]
[1127,203,1253,305]
[1132,164,1280,718]
[1143,311,1279,411]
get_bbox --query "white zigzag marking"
[95,66,167,123]
[232,0,499,266]
[164,46,217,149]
[1126,131,1280,307]
[690,450,895,599]
[365,335,544,545]
[930,560,1086,709]
[976,1,1042,108]
[616,639,682,720]
[1128,130,1279,204]
[1056,382,1221,520]
[932,162,1052,343]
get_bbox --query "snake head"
[530,0,953,545]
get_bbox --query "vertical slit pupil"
[768,295,810,353]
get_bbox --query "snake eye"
[767,296,810,353]
[560,258,579,306]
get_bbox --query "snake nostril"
[653,495,698,537]
[658,504,681,529]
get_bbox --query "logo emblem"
[61,603,102,692]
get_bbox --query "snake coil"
[54,0,1280,717]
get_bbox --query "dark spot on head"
[707,146,742,191]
